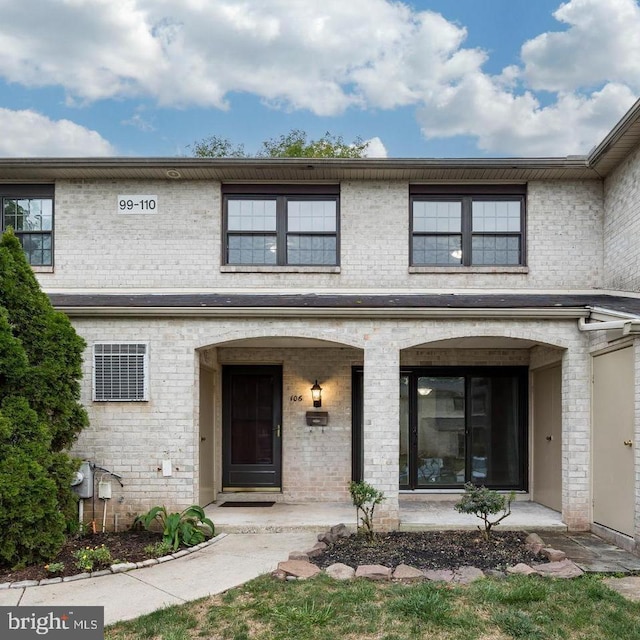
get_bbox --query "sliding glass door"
[400,367,527,490]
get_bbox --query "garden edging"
[0,533,228,590]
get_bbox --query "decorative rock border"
[274,526,585,583]
[0,533,227,590]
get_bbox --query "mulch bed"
[0,530,164,584]
[313,530,540,572]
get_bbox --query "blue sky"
[0,0,638,158]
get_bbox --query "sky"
[1,0,639,159]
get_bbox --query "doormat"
[219,501,276,507]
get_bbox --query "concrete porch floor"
[206,499,566,533]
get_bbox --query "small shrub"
[72,544,112,572]
[349,481,385,541]
[44,561,65,575]
[133,505,215,551]
[144,540,173,557]
[454,482,514,541]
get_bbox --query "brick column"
[362,339,399,530]
[561,343,591,530]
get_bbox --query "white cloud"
[0,109,115,156]
[522,0,640,92]
[0,0,638,156]
[362,137,388,158]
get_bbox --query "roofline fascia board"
[588,306,640,321]
[55,305,591,319]
[588,97,640,170]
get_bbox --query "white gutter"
[578,317,640,334]
[57,305,590,319]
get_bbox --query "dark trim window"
[222,185,339,266]
[410,185,526,266]
[1,185,54,266]
[352,366,528,491]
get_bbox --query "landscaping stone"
[142,558,159,567]
[325,563,355,581]
[63,573,91,582]
[525,533,545,556]
[171,550,191,559]
[507,563,539,576]
[484,569,507,579]
[288,551,310,561]
[424,569,455,583]
[111,562,137,573]
[0,583,10,590]
[318,531,336,544]
[156,555,173,563]
[39,577,63,586]
[355,564,392,580]
[277,560,321,580]
[330,523,351,538]
[10,580,39,589]
[453,566,485,584]
[534,560,584,579]
[91,570,112,578]
[542,548,567,562]
[306,542,328,558]
[392,564,424,581]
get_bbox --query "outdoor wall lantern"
[311,380,323,408]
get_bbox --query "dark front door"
[222,365,282,489]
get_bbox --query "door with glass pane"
[400,368,526,490]
[222,366,282,489]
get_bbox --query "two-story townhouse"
[3,98,640,552]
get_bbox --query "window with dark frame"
[1,185,54,267]
[410,185,526,267]
[222,185,339,266]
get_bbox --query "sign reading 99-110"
[117,195,158,214]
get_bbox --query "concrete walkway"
[2,527,639,626]
[0,531,317,626]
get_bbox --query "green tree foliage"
[189,136,247,158]
[259,129,369,158]
[190,129,369,158]
[0,228,88,567]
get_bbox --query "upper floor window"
[1,185,54,267]
[223,185,339,266]
[410,185,526,267]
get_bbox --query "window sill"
[31,265,54,273]
[221,265,341,274]
[409,266,529,274]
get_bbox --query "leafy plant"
[349,481,385,541]
[454,482,515,540]
[44,561,65,575]
[133,505,215,551]
[144,540,173,557]
[72,544,112,572]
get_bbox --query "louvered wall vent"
[93,343,148,401]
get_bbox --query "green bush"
[134,505,215,551]
[454,482,515,541]
[72,544,112,572]
[0,229,88,567]
[349,481,385,541]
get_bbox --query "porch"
[206,499,566,534]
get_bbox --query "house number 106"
[289,395,303,402]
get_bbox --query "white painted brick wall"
[603,143,640,291]
[37,178,603,291]
[69,316,591,531]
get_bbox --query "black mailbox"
[306,411,329,426]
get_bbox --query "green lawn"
[106,573,640,640]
